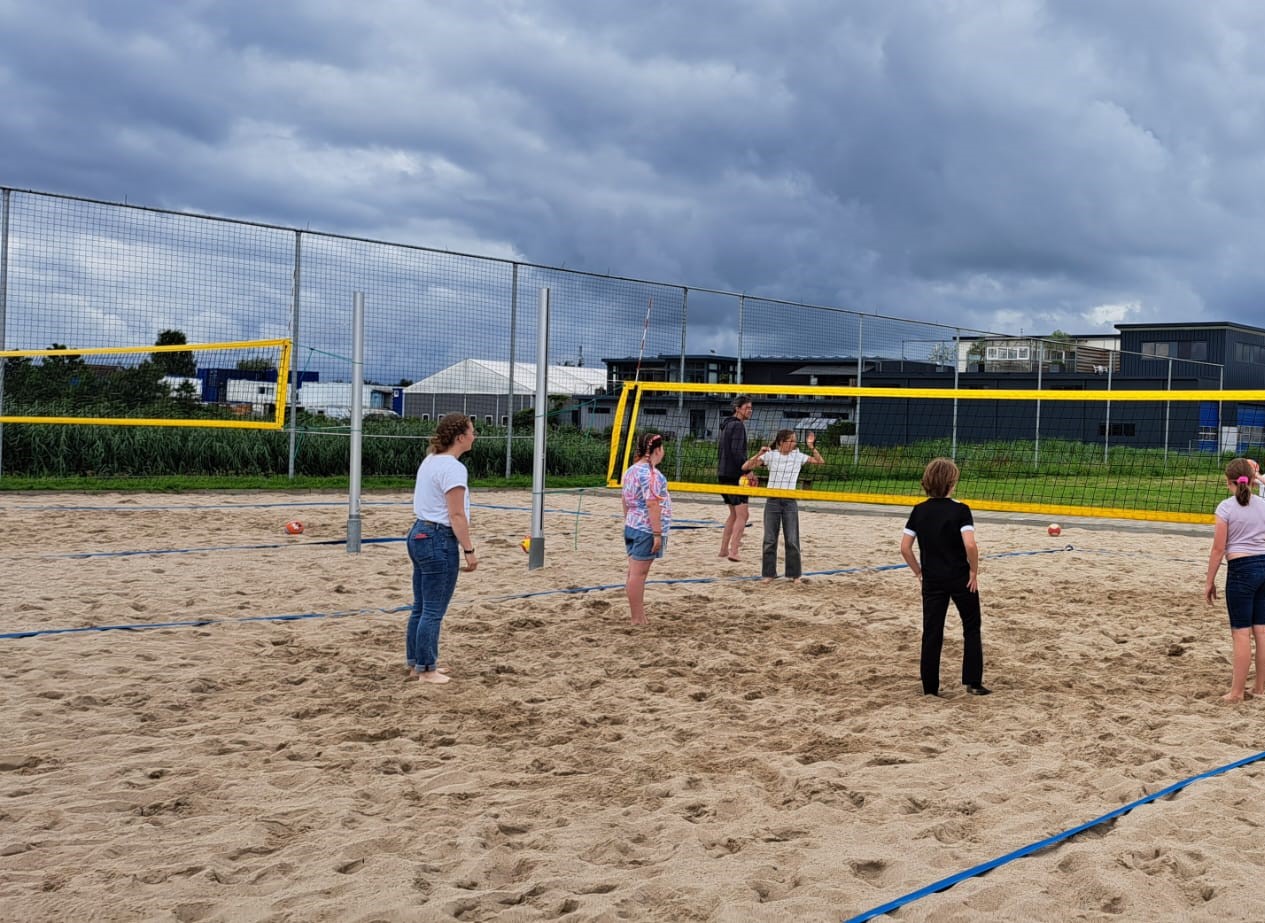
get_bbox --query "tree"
[1045,329,1074,367]
[11,344,98,408]
[102,361,167,409]
[927,341,958,367]
[236,357,277,372]
[152,329,196,377]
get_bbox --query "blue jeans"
[1225,554,1265,629]
[762,497,802,578]
[406,519,460,672]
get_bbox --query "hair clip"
[1237,476,1250,484]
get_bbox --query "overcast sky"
[3,0,1265,340]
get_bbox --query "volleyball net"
[0,338,293,429]
[607,381,1265,524]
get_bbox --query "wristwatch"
[463,546,475,554]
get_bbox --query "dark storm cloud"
[4,0,1265,341]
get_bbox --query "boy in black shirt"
[900,457,990,697]
[717,395,754,561]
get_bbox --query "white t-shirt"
[759,449,811,490]
[413,453,470,523]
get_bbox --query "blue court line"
[37,515,722,559]
[0,500,408,512]
[0,605,412,640]
[3,546,1074,640]
[53,537,402,559]
[484,546,1074,602]
[843,748,1265,923]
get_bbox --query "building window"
[1147,340,1210,361]
[1236,342,1265,365]
[484,415,493,425]
[645,408,668,416]
[500,415,509,425]
[985,346,1030,361]
[421,414,431,422]
[1097,422,1137,437]
[592,407,611,414]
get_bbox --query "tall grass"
[0,422,1236,516]
[0,418,614,479]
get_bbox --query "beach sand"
[2,489,1262,922]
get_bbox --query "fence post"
[1104,351,1114,464]
[1034,339,1043,470]
[506,262,518,479]
[1164,357,1173,461]
[951,328,960,460]
[287,230,302,479]
[676,286,687,482]
[854,314,864,464]
[0,188,9,480]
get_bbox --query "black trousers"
[920,578,984,694]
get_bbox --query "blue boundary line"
[37,515,722,560]
[53,537,401,559]
[3,546,1074,640]
[0,605,411,640]
[483,546,1071,601]
[842,748,1265,922]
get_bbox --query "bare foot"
[727,555,741,563]
[716,551,729,559]
[759,577,774,584]
[1221,691,1246,703]
[409,666,449,676]
[417,670,451,684]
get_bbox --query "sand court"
[2,489,1264,921]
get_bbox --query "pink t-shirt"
[1215,494,1265,555]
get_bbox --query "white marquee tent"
[403,359,606,396]
[399,359,607,422]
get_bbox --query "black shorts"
[719,474,748,506]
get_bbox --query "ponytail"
[1226,458,1256,507]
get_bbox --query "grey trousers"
[762,497,801,578]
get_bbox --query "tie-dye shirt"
[622,461,672,534]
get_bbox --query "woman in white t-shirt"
[406,413,479,685]
[742,428,823,582]
[1205,457,1265,702]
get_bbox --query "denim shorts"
[1225,554,1265,630]
[625,526,666,561]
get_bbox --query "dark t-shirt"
[717,415,748,478]
[903,497,975,584]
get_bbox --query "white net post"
[528,287,549,570]
[346,292,365,553]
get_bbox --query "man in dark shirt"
[900,457,990,697]
[717,395,753,561]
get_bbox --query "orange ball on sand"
[1047,523,1061,537]
[284,520,304,535]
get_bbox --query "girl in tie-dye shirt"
[621,432,672,625]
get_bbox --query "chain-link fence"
[0,186,1236,480]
